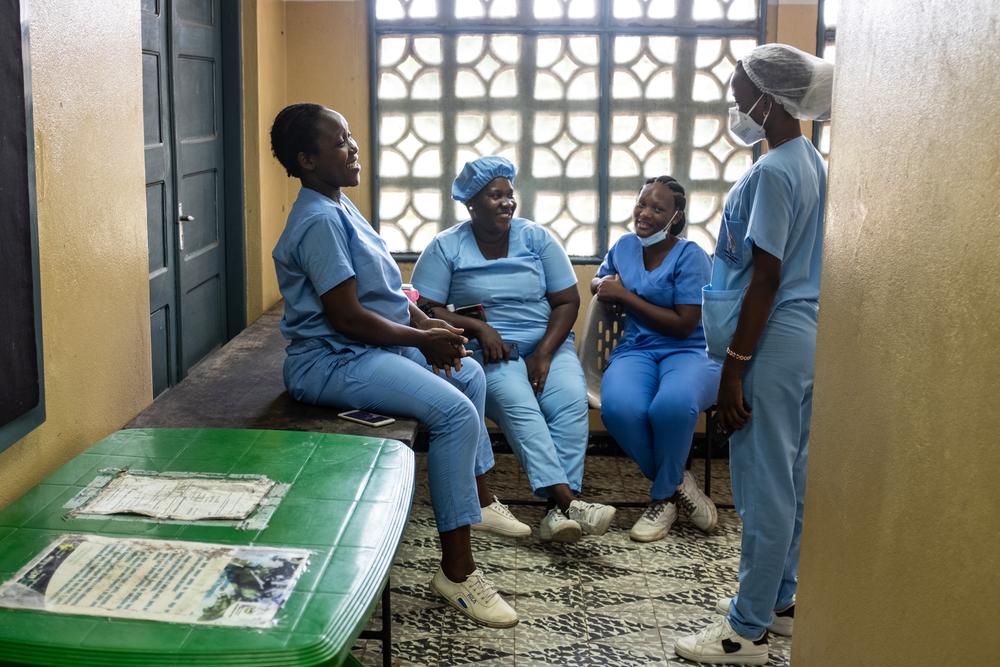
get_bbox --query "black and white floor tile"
[351,452,792,666]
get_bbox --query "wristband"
[726,347,752,362]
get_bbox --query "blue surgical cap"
[451,156,517,203]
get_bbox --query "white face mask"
[638,211,679,247]
[728,94,770,146]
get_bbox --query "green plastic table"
[0,428,415,666]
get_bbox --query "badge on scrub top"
[720,217,746,266]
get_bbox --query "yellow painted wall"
[285,0,371,221]
[242,0,289,322]
[794,1,1000,664]
[766,0,818,49]
[244,0,372,318]
[0,0,150,509]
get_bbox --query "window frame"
[370,0,768,264]
[812,0,836,149]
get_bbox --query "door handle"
[177,204,193,251]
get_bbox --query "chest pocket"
[637,273,675,309]
[452,255,545,308]
[351,230,402,298]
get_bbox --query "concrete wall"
[794,1,1000,664]
[0,0,150,508]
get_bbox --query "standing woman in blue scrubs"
[412,157,616,544]
[269,105,517,628]
[674,44,834,665]
[592,176,720,543]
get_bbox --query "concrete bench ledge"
[127,302,421,446]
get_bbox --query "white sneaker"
[431,567,518,628]
[674,617,768,665]
[565,499,616,536]
[471,497,531,538]
[628,501,677,542]
[676,470,718,533]
[717,597,794,637]
[538,508,583,543]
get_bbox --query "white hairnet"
[741,43,835,121]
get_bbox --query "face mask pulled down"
[728,94,770,146]
[638,211,679,247]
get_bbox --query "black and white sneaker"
[716,596,794,636]
[674,617,768,665]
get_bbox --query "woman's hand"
[416,325,469,377]
[416,317,461,333]
[524,352,553,394]
[476,323,508,364]
[716,371,752,433]
[595,274,629,304]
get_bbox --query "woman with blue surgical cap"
[592,175,721,543]
[673,44,834,665]
[412,156,616,543]
[269,105,517,629]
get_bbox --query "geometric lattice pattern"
[608,35,756,250]
[375,0,761,257]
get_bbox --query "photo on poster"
[0,534,311,628]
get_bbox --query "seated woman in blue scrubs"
[269,104,518,629]
[592,176,720,542]
[412,156,615,544]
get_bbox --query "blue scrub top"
[411,218,577,349]
[272,187,411,355]
[596,235,712,353]
[711,135,827,307]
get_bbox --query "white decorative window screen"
[373,0,762,259]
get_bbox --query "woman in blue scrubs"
[412,156,616,544]
[269,104,517,628]
[674,44,834,665]
[592,175,720,543]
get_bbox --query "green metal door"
[142,0,228,396]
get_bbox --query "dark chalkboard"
[0,0,43,437]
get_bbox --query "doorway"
[141,0,244,396]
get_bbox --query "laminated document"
[73,470,276,521]
[0,534,311,628]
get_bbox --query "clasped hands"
[594,274,628,314]
[416,318,469,377]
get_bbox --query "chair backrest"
[577,295,625,410]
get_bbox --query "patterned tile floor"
[352,452,791,666]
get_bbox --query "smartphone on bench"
[338,410,396,427]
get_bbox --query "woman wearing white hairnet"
[674,44,833,665]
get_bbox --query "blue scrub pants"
[483,340,589,498]
[727,301,817,639]
[284,344,493,533]
[600,348,720,500]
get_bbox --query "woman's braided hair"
[270,103,325,178]
[643,175,687,235]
